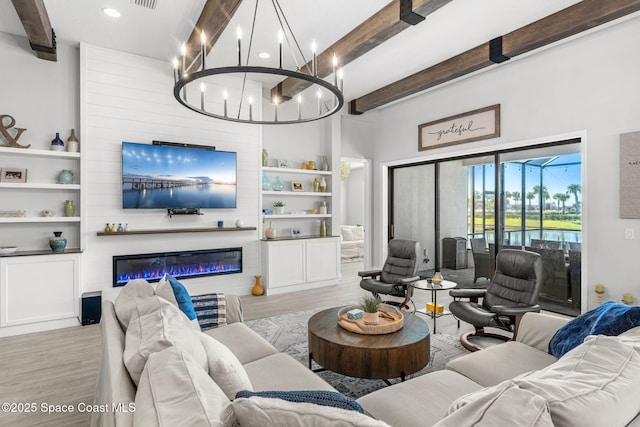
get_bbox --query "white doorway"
[340,157,371,270]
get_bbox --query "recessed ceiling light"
[258,52,271,59]
[102,8,121,18]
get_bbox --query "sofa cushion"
[114,279,155,331]
[357,370,483,427]
[205,322,278,365]
[235,390,363,413]
[199,333,253,400]
[548,301,640,357]
[447,341,557,387]
[243,353,337,392]
[123,296,208,385]
[515,334,640,427]
[134,347,234,427]
[231,396,392,427]
[435,380,553,427]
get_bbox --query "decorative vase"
[266,222,276,239]
[67,129,79,152]
[49,231,67,252]
[50,132,64,151]
[117,223,124,232]
[313,178,319,192]
[63,200,75,217]
[262,149,268,167]
[272,176,283,191]
[110,223,117,232]
[319,177,327,192]
[308,161,315,170]
[322,155,329,171]
[432,271,443,286]
[319,201,327,214]
[104,223,111,232]
[319,219,326,237]
[262,172,271,190]
[363,311,379,325]
[58,170,75,184]
[252,275,265,296]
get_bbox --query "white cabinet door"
[263,240,306,290]
[0,254,80,327]
[306,237,340,282]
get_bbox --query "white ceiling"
[0,0,582,102]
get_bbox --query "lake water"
[123,184,236,209]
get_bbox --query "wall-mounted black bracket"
[400,0,425,25]
[167,208,202,217]
[489,37,511,63]
[29,28,57,55]
[153,140,216,151]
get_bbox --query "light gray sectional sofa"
[92,278,640,427]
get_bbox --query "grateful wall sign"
[418,104,500,151]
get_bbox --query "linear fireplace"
[113,247,242,287]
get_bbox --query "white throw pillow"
[113,279,155,331]
[134,347,234,427]
[232,396,392,427]
[341,226,354,241]
[513,334,640,427]
[352,226,364,241]
[199,333,253,400]
[123,296,208,385]
[436,381,553,427]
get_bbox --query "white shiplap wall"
[80,44,261,299]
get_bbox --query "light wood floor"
[0,262,471,426]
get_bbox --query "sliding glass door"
[389,140,582,316]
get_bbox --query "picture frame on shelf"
[291,181,303,192]
[277,159,289,168]
[290,227,302,238]
[0,168,27,183]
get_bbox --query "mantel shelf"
[96,226,256,236]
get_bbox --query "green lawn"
[473,217,581,231]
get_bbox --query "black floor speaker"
[82,291,102,325]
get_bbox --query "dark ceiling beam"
[270,0,452,102]
[184,0,243,75]
[11,0,56,61]
[350,0,640,114]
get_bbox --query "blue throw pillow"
[549,301,640,358]
[235,390,364,413]
[167,275,197,321]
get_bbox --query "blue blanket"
[549,301,640,358]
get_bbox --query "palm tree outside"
[567,184,581,214]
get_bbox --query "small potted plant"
[361,295,381,325]
[273,201,285,215]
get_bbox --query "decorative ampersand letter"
[0,115,30,149]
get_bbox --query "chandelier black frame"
[172,0,345,125]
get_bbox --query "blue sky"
[122,142,236,183]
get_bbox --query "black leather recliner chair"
[359,239,421,310]
[449,249,543,351]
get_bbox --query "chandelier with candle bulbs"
[172,0,344,125]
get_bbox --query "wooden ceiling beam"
[350,0,640,114]
[11,0,56,61]
[270,0,452,102]
[184,0,243,75]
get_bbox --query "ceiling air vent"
[131,0,158,10]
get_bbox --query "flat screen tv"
[122,142,237,209]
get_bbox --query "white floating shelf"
[262,167,331,175]
[262,191,331,196]
[0,183,80,190]
[0,217,81,223]
[0,146,80,159]
[263,214,332,219]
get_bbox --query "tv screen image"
[122,142,237,209]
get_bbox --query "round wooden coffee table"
[308,306,430,381]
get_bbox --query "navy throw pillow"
[167,275,197,321]
[235,390,364,413]
[548,301,640,358]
